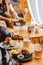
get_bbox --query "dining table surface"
[21,56,43,65]
[7,26,43,65]
[7,26,43,38]
[0,48,43,65]
[0,26,43,65]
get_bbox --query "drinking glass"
[34,26,39,34]
[14,26,20,35]
[34,43,42,58]
[23,36,30,49]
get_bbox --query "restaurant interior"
[0,0,43,65]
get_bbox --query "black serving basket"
[12,53,33,62]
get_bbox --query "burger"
[22,49,30,57]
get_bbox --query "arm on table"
[0,15,14,28]
[0,15,13,24]
[0,15,19,22]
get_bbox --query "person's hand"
[7,19,14,28]
[0,21,7,28]
[5,37,12,42]
[0,25,6,28]
[11,19,19,22]
[18,18,24,22]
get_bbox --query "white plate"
[0,42,20,49]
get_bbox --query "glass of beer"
[34,43,42,58]
[14,26,20,35]
[23,36,30,49]
[34,26,39,34]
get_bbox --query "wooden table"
[22,57,43,65]
[21,47,43,65]
[7,27,43,44]
[7,27,43,37]
[7,27,43,65]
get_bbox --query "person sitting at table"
[0,20,12,62]
[0,20,11,42]
[0,0,24,28]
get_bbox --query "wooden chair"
[30,37,40,44]
[39,37,43,50]
[39,36,43,45]
[29,38,35,44]
[40,36,43,48]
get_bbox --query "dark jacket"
[0,27,11,42]
[0,3,11,42]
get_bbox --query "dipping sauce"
[17,54,24,59]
